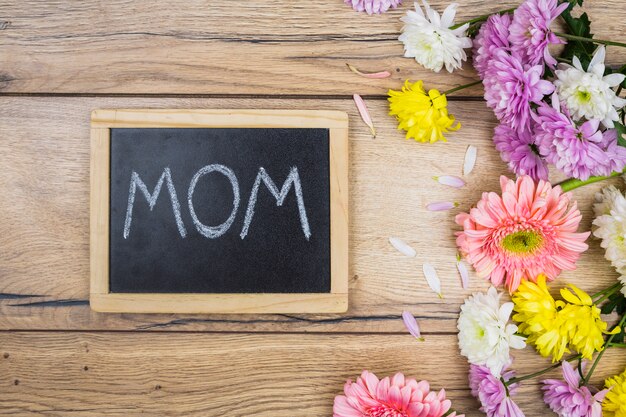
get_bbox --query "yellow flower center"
[576,88,592,103]
[501,230,544,254]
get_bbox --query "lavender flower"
[493,122,549,181]
[483,49,554,132]
[344,0,401,14]
[469,364,525,417]
[533,96,626,180]
[508,0,568,68]
[542,361,608,417]
[473,13,512,78]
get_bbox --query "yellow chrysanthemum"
[388,80,460,143]
[604,368,626,417]
[512,275,616,362]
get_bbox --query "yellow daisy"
[388,80,460,143]
[604,368,626,417]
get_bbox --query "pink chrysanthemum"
[333,370,452,417]
[344,0,402,14]
[483,49,554,132]
[493,122,549,181]
[534,97,626,180]
[455,175,589,292]
[542,361,608,417]
[473,13,512,78]
[469,364,525,417]
[508,0,568,68]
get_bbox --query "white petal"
[389,237,417,257]
[456,260,469,289]
[603,73,626,87]
[589,46,606,70]
[440,3,458,28]
[434,175,465,188]
[463,145,477,176]
[422,263,443,298]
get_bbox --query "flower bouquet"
[335,0,626,416]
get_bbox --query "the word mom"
[123,164,311,240]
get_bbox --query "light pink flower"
[483,49,554,132]
[473,13,512,78]
[493,122,549,181]
[508,0,568,68]
[455,175,589,292]
[469,364,525,417]
[344,0,402,14]
[333,370,452,417]
[542,361,608,417]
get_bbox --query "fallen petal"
[463,145,477,176]
[353,94,376,137]
[456,258,469,290]
[346,63,392,79]
[426,201,458,211]
[433,175,465,188]
[423,263,443,299]
[389,237,417,257]
[402,311,425,341]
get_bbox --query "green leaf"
[601,292,626,315]
[560,2,595,67]
[615,122,626,148]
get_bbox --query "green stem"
[506,354,581,385]
[608,342,626,348]
[442,80,482,96]
[450,7,516,30]
[582,313,626,385]
[592,283,622,304]
[557,169,625,192]
[592,282,622,301]
[554,32,626,49]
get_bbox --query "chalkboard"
[90,109,349,314]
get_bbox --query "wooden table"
[1,1,625,415]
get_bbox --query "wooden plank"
[0,96,621,332]
[1,1,624,95]
[88,109,349,314]
[0,332,624,416]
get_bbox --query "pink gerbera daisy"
[455,175,589,292]
[508,0,568,68]
[333,370,453,417]
[483,49,554,132]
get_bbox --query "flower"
[512,276,615,361]
[533,96,626,180]
[542,361,608,417]
[483,49,554,132]
[455,175,589,292]
[333,370,452,417]
[554,46,626,128]
[344,0,402,14]
[593,185,626,294]
[388,80,460,143]
[508,0,568,68]
[469,364,525,417]
[458,287,526,377]
[473,13,512,78]
[493,122,549,181]
[604,367,626,417]
[399,1,473,73]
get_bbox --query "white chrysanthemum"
[554,46,626,128]
[457,287,526,377]
[593,185,626,295]
[399,1,472,73]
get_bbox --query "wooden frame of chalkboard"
[90,109,349,314]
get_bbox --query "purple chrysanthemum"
[493,122,549,181]
[542,361,607,417]
[473,13,512,78]
[483,49,554,132]
[534,96,626,180]
[344,0,402,14]
[469,364,525,417]
[509,0,568,68]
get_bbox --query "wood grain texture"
[1,0,625,95]
[0,96,621,332]
[0,332,624,416]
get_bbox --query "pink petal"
[402,311,425,341]
[434,175,465,188]
[346,63,392,79]
[427,201,458,211]
[353,94,376,137]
